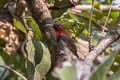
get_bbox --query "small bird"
[53,24,79,58]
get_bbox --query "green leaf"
[56,65,77,80]
[0,0,8,8]
[32,39,51,80]
[26,35,35,80]
[102,0,111,4]
[54,12,85,38]
[114,55,120,63]
[51,0,69,18]
[51,10,67,19]
[92,30,106,45]
[13,18,27,33]
[94,1,100,9]
[64,12,79,20]
[0,53,5,76]
[26,34,51,80]
[84,0,92,3]
[90,51,119,80]
[45,0,55,3]
[0,51,9,64]
[108,68,120,80]
[27,17,43,40]
[82,29,88,37]
[110,11,119,19]
[110,63,119,72]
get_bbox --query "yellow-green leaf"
[13,18,27,33]
[27,17,43,40]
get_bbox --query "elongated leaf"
[108,68,120,80]
[90,51,119,80]
[55,65,77,80]
[27,17,43,40]
[0,52,5,76]
[32,39,51,80]
[45,0,55,3]
[26,34,51,80]
[0,0,8,8]
[51,0,69,18]
[13,18,27,33]
[26,35,35,80]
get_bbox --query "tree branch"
[0,64,27,80]
[75,5,120,11]
[74,14,108,31]
[88,0,94,52]
[48,4,120,11]
[24,0,120,79]
[48,4,74,10]
[82,14,120,80]
[25,0,61,69]
[103,1,114,32]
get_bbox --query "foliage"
[54,12,85,38]
[26,17,43,40]
[0,0,120,80]
[26,34,51,80]
[13,18,27,33]
[90,51,119,80]
[0,0,8,9]
[55,65,77,80]
[108,68,120,80]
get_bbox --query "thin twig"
[83,14,120,80]
[21,17,29,59]
[74,14,108,31]
[0,54,15,79]
[21,34,28,58]
[103,0,114,32]
[48,4,74,10]
[75,5,120,11]
[0,64,27,80]
[88,0,94,52]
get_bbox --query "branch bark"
[48,4,120,11]
[82,15,120,80]
[75,5,120,11]
[48,4,74,10]
[25,0,60,69]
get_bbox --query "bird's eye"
[59,26,62,28]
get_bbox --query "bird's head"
[53,24,64,31]
[53,24,70,39]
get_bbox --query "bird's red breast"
[56,29,70,39]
